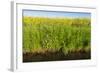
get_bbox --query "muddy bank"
[23,50,91,62]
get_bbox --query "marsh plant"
[23,17,91,62]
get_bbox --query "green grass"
[23,17,91,55]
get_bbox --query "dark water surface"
[23,50,91,62]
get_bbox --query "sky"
[23,10,91,18]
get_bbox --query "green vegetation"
[23,17,91,55]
